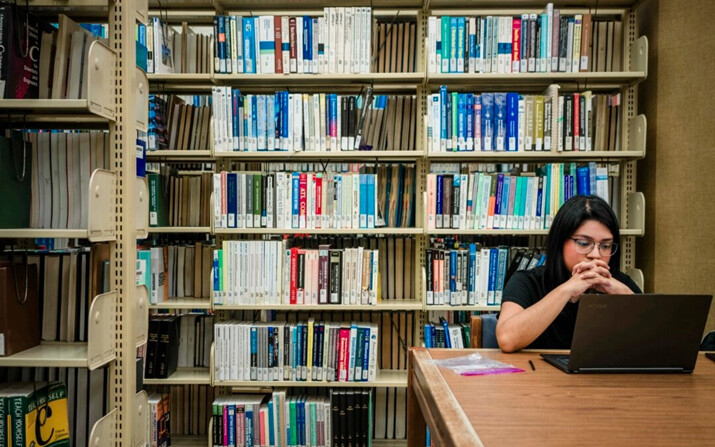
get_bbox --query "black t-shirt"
[499,265,642,349]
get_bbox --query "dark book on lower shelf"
[0,134,32,228]
[0,261,39,356]
[145,316,161,378]
[156,315,179,379]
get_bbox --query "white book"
[281,16,290,74]
[312,17,320,74]
[259,16,275,74]
[296,18,304,73]
[336,8,345,74]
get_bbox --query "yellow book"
[534,95,545,151]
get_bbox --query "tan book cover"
[580,14,592,72]
[612,20,623,71]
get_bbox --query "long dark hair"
[544,195,621,292]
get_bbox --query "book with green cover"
[148,172,169,227]
[0,134,31,228]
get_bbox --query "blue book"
[136,139,146,177]
[465,93,474,150]
[441,16,451,73]
[303,16,311,73]
[281,91,290,148]
[257,95,267,150]
[246,406,254,447]
[457,93,466,150]
[298,398,305,446]
[250,326,258,380]
[468,243,477,304]
[506,92,519,151]
[487,248,499,305]
[213,250,220,302]
[494,173,504,228]
[481,92,494,151]
[473,95,482,150]
[540,14,548,72]
[367,174,376,228]
[441,319,451,348]
[232,89,241,151]
[217,15,227,73]
[268,400,275,446]
[329,94,338,147]
[424,324,433,348]
[251,95,258,150]
[536,177,544,228]
[266,94,276,150]
[436,174,444,228]
[243,17,256,73]
[228,405,236,447]
[500,175,510,229]
[495,247,509,304]
[456,17,466,72]
[494,92,507,151]
[588,161,597,195]
[359,174,367,229]
[576,166,589,195]
[227,173,237,228]
[268,326,275,371]
[439,85,448,148]
[450,250,458,303]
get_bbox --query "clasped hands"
[565,260,633,303]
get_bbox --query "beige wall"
[637,0,715,332]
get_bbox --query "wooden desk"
[407,348,715,447]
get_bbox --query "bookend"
[87,169,117,241]
[135,284,149,348]
[136,176,150,239]
[87,290,117,370]
[86,40,117,120]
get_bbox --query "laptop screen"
[568,294,712,372]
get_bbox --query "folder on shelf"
[0,134,31,228]
[0,261,40,356]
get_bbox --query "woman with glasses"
[496,194,641,352]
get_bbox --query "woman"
[496,195,641,352]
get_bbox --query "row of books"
[426,163,610,231]
[426,86,622,153]
[3,131,111,230]
[0,382,70,447]
[426,243,542,307]
[211,89,414,153]
[212,171,380,230]
[373,20,418,73]
[213,241,379,306]
[213,320,379,383]
[2,245,109,349]
[427,8,623,74]
[0,10,106,99]
[211,389,372,447]
[144,20,212,74]
[147,171,213,228]
[423,320,472,348]
[138,242,214,303]
[0,366,108,447]
[144,385,214,438]
[148,95,212,152]
[209,9,372,75]
[145,314,214,379]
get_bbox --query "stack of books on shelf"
[211,389,373,447]
[147,170,213,228]
[144,314,213,379]
[213,241,379,306]
[211,89,417,153]
[211,8,372,75]
[427,162,612,231]
[138,242,214,304]
[145,18,213,74]
[373,19,418,73]
[427,5,623,74]
[427,86,622,153]
[213,320,378,383]
[423,319,472,348]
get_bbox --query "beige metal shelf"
[136,176,150,240]
[144,367,212,385]
[149,297,212,310]
[426,1,639,10]
[148,226,212,234]
[213,72,426,87]
[134,391,149,447]
[148,73,214,83]
[135,285,149,348]
[0,290,116,369]
[426,71,646,89]
[214,299,423,311]
[214,369,407,388]
[214,227,423,235]
[214,150,425,160]
[89,408,118,447]
[426,305,500,312]
[426,150,645,162]
[136,67,149,132]
[146,150,214,160]
[172,435,209,447]
[214,0,423,11]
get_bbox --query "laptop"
[541,294,712,373]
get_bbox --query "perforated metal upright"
[109,0,138,445]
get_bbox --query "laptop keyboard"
[553,355,570,368]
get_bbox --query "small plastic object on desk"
[433,353,524,376]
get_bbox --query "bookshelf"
[137,0,648,446]
[0,0,148,445]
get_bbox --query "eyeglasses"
[568,237,618,256]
